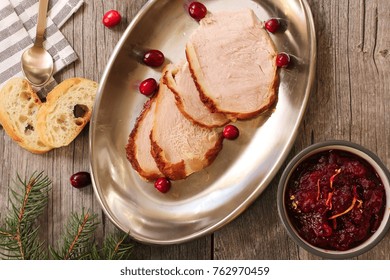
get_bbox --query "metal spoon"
[21,0,53,87]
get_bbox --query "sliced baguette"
[150,80,223,181]
[186,9,278,120]
[0,77,52,154]
[36,78,98,148]
[163,62,229,128]
[126,95,163,181]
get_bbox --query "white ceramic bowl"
[277,140,390,259]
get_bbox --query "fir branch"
[15,175,34,259]
[65,212,91,260]
[49,210,99,260]
[0,171,51,260]
[100,232,133,260]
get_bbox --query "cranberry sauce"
[286,149,386,251]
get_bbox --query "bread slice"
[186,9,278,120]
[0,78,52,154]
[150,80,223,181]
[163,62,229,128]
[36,78,98,148]
[126,95,163,181]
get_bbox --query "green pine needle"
[0,172,134,260]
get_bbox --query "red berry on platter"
[276,52,290,68]
[139,78,158,96]
[102,10,122,28]
[188,2,207,21]
[265,18,280,33]
[223,125,240,140]
[143,50,165,67]
[154,177,171,193]
[70,172,92,189]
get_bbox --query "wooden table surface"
[1,0,389,260]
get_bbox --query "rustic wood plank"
[131,236,212,260]
[213,181,302,260]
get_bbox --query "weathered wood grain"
[0,0,389,260]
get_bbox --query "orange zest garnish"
[329,168,341,189]
[329,197,357,220]
[357,199,363,208]
[326,192,333,210]
[316,179,321,201]
[352,185,364,208]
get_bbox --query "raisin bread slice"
[0,78,52,153]
[36,78,98,148]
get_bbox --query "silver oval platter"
[90,0,316,244]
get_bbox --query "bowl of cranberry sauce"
[277,140,390,259]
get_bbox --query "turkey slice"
[186,9,278,120]
[150,81,223,181]
[126,95,163,181]
[163,62,229,128]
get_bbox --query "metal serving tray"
[90,0,316,244]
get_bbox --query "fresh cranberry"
[143,50,165,67]
[154,177,171,193]
[223,125,239,140]
[265,18,280,33]
[70,172,92,188]
[276,53,290,68]
[102,10,121,28]
[188,2,207,21]
[139,78,158,96]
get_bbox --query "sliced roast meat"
[163,62,229,128]
[186,9,278,120]
[126,96,163,181]
[150,80,223,181]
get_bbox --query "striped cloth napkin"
[0,0,83,91]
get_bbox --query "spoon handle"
[34,0,49,47]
